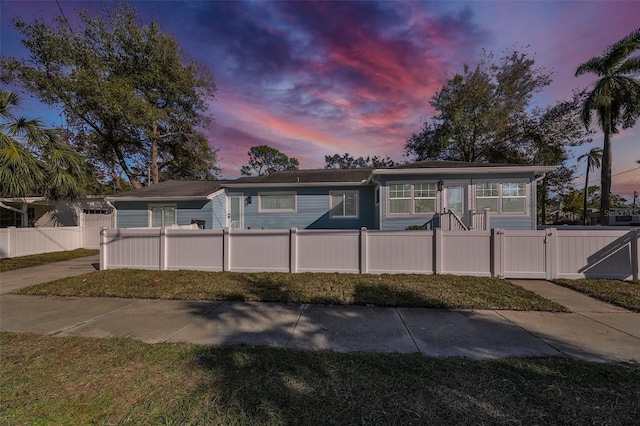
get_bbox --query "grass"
[15,269,566,311]
[0,249,98,272]
[553,279,640,312]
[1,332,638,425]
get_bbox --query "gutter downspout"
[531,172,547,230]
[105,199,118,228]
[370,175,382,230]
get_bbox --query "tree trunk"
[151,121,159,185]
[539,178,547,225]
[599,105,612,224]
[583,166,590,225]
[110,140,142,189]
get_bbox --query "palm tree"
[577,147,602,224]
[575,28,640,222]
[0,90,88,199]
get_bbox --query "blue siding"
[379,172,538,230]
[176,200,213,228]
[210,192,227,229]
[114,201,148,228]
[114,199,216,229]
[238,186,375,230]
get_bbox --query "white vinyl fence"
[0,212,114,259]
[0,227,82,259]
[100,227,640,281]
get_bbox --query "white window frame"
[387,182,439,216]
[148,203,177,227]
[258,192,297,213]
[474,181,528,215]
[329,191,359,219]
[413,183,437,214]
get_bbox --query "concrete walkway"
[0,255,100,294]
[1,257,638,363]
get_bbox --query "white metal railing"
[440,210,468,231]
[468,208,491,231]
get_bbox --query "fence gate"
[83,212,114,249]
[496,230,550,279]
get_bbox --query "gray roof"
[107,180,226,198]
[390,160,523,169]
[231,168,372,185]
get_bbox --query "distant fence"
[100,227,640,281]
[0,227,82,259]
[0,213,114,259]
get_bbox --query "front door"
[445,186,464,218]
[228,195,243,229]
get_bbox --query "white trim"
[108,195,213,202]
[258,192,297,213]
[372,165,557,176]
[386,181,439,217]
[148,203,177,227]
[329,191,359,219]
[223,181,368,188]
[473,181,529,215]
[227,193,244,229]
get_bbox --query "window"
[149,204,176,227]
[475,182,526,214]
[414,183,436,213]
[389,184,411,214]
[330,192,358,218]
[502,183,526,213]
[388,183,437,215]
[259,192,296,213]
[0,207,34,228]
[476,183,499,212]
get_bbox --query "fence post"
[290,227,298,273]
[483,208,491,231]
[360,227,368,274]
[491,228,504,278]
[434,228,443,274]
[223,227,230,272]
[468,209,476,230]
[77,208,85,249]
[99,227,108,271]
[631,229,639,281]
[7,226,16,259]
[159,227,167,271]
[544,228,558,280]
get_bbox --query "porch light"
[246,196,252,204]
[437,180,444,192]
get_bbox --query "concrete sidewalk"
[0,254,100,294]
[1,257,638,363]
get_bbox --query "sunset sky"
[1,1,639,201]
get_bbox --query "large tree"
[0,90,89,199]
[405,50,552,163]
[240,145,299,176]
[522,93,592,224]
[324,153,396,169]
[575,28,640,222]
[1,4,218,189]
[577,148,602,224]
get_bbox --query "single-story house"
[0,196,112,228]
[106,161,556,231]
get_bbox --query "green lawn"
[553,279,640,312]
[15,269,566,311]
[0,249,98,272]
[1,333,638,425]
